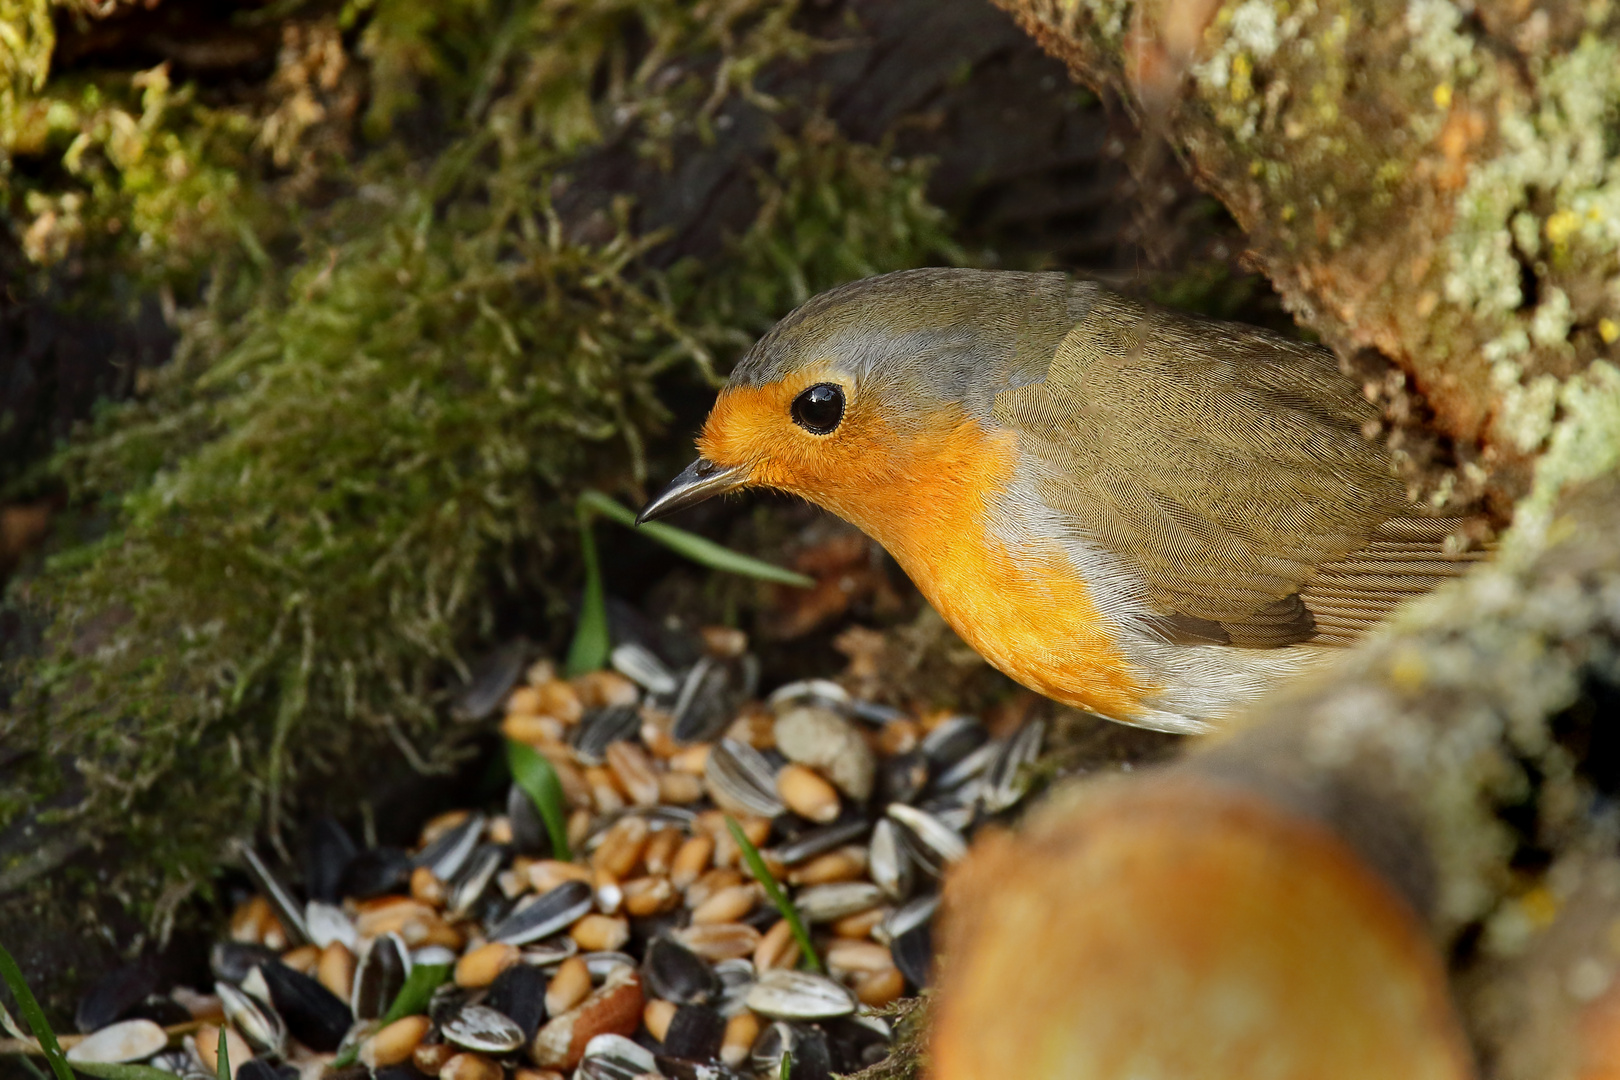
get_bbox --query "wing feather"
[994,287,1481,647]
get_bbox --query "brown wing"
[994,287,1478,647]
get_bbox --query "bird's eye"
[790,383,845,435]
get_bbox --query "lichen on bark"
[995,0,1620,508]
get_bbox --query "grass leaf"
[68,1064,179,1080]
[215,1025,229,1080]
[508,740,573,861]
[0,941,74,1080]
[780,1050,793,1080]
[582,490,814,587]
[724,815,822,973]
[381,962,451,1026]
[564,501,611,676]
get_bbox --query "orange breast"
[800,415,1151,719]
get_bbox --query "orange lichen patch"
[934,776,1476,1080]
[700,382,1147,719]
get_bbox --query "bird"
[638,268,1487,733]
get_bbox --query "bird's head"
[637,268,1085,532]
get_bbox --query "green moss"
[1,0,962,912]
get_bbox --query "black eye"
[790,383,845,434]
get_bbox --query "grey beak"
[636,457,750,524]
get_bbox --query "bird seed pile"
[53,625,1045,1080]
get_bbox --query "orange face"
[697,370,1151,719]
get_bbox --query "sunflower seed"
[886,803,966,875]
[662,1003,725,1061]
[571,705,641,766]
[705,739,784,818]
[428,982,475,1027]
[216,981,286,1056]
[443,1003,526,1054]
[711,959,755,1017]
[918,797,975,833]
[931,740,998,793]
[745,971,857,1020]
[611,642,678,695]
[579,1032,658,1079]
[794,882,883,923]
[643,936,721,1006]
[485,962,547,1041]
[351,932,410,1020]
[672,657,733,743]
[582,951,640,979]
[769,817,870,866]
[456,638,530,721]
[412,812,486,881]
[448,843,505,919]
[767,679,850,712]
[489,879,592,945]
[507,782,550,857]
[260,960,352,1053]
[520,937,579,967]
[240,966,272,1006]
[982,719,1046,812]
[304,900,357,951]
[75,964,157,1035]
[210,943,279,985]
[891,921,933,988]
[919,715,987,774]
[868,819,912,901]
[878,894,939,944]
[877,750,929,806]
[849,699,907,725]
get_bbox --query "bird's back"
[983,281,1487,726]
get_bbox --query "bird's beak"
[636,457,750,524]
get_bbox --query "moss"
[1,0,962,914]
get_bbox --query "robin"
[638,268,1485,732]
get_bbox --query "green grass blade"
[215,1024,229,1080]
[507,740,573,862]
[380,962,451,1026]
[724,815,821,973]
[69,1064,179,1080]
[780,1050,793,1080]
[564,501,611,676]
[582,490,814,587]
[0,941,74,1080]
